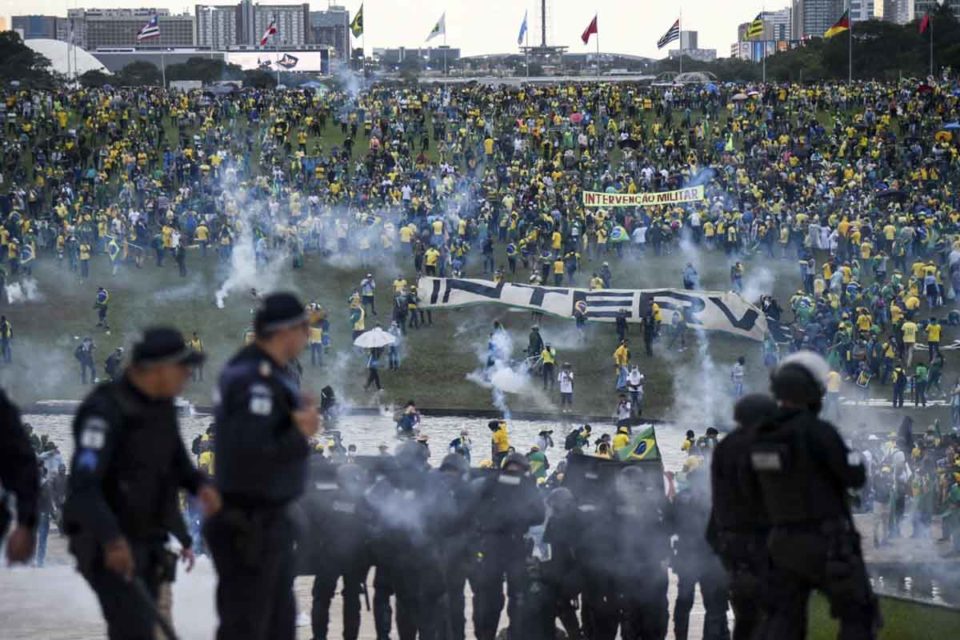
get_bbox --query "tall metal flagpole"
[595,14,600,77]
[848,9,852,85]
[761,5,766,84]
[525,11,530,78]
[929,14,934,78]
[679,9,683,75]
[276,17,281,87]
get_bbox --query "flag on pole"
[259,19,278,46]
[136,14,161,41]
[657,19,680,49]
[824,10,849,38]
[517,10,528,46]
[747,13,764,39]
[426,13,446,41]
[615,426,662,461]
[919,12,930,35]
[351,5,364,38]
[581,14,598,45]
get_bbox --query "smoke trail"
[213,189,286,308]
[4,278,44,304]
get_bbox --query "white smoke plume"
[4,278,44,304]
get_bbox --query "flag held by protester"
[351,5,364,38]
[136,15,160,41]
[824,10,849,38]
[581,14,598,45]
[747,14,764,39]
[616,426,662,461]
[260,20,278,46]
[657,19,680,49]
[427,13,446,41]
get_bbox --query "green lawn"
[809,593,960,640]
[0,241,952,433]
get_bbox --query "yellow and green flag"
[350,5,364,38]
[746,14,764,40]
[615,426,662,461]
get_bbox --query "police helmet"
[395,441,428,468]
[770,350,830,407]
[546,487,576,513]
[733,393,779,430]
[439,453,469,475]
[502,452,530,474]
[336,463,368,495]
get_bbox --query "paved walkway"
[1,536,707,639]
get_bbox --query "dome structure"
[24,39,110,76]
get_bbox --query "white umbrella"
[732,93,749,101]
[353,327,397,349]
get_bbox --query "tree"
[117,61,163,86]
[242,69,277,89]
[165,57,243,84]
[78,70,113,88]
[0,31,55,88]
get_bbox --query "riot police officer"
[206,292,320,640]
[300,462,372,640]
[470,452,546,640]
[435,453,482,640]
[367,441,451,640]
[708,393,778,640]
[536,487,584,640]
[64,327,219,639]
[614,465,673,640]
[0,388,38,564]
[671,465,730,640]
[751,351,878,639]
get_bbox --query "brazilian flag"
[615,426,661,461]
[350,5,364,38]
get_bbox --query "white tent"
[24,39,110,76]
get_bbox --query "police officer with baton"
[64,327,220,640]
[206,292,319,640]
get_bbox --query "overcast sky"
[1,0,800,59]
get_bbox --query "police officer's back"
[708,393,778,640]
[206,292,319,640]
[471,452,546,640]
[0,388,39,564]
[64,328,218,640]
[751,351,877,640]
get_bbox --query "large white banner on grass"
[418,277,769,341]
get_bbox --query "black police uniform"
[671,469,730,640]
[470,469,546,640]
[64,377,204,640]
[536,491,583,640]
[615,481,673,640]
[433,462,483,640]
[0,389,38,544]
[708,412,771,640]
[367,454,453,640]
[297,459,372,640]
[207,343,311,640]
[751,408,877,640]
